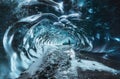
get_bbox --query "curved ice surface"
[1,0,120,78]
[3,12,93,78]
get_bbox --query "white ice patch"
[24,45,59,76]
[17,0,64,13]
[25,56,43,75]
[68,49,119,75]
[18,0,39,7]
[19,14,41,22]
[22,47,119,78]
[54,2,64,13]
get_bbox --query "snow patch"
[69,49,119,75]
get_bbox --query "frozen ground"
[18,45,120,79]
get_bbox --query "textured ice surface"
[1,0,120,79]
[19,46,119,79]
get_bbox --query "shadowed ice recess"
[1,0,120,78]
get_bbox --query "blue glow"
[88,8,93,13]
[1,0,120,79]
